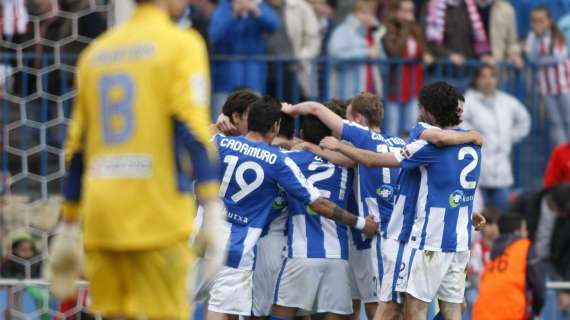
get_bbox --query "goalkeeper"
[45,0,225,318]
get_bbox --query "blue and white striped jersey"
[386,122,432,242]
[341,120,405,249]
[261,189,288,237]
[394,130,482,252]
[286,150,352,259]
[215,134,320,269]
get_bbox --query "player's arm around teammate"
[320,136,486,232]
[281,100,483,147]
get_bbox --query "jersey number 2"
[306,162,348,200]
[219,155,264,202]
[458,147,479,189]
[99,74,135,145]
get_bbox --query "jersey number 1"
[219,155,265,202]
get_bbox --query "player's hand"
[481,54,496,66]
[194,199,227,281]
[281,102,297,116]
[291,141,309,151]
[449,53,465,66]
[44,222,84,300]
[319,136,341,151]
[472,212,486,231]
[243,0,261,16]
[216,113,240,136]
[423,53,434,65]
[362,216,379,238]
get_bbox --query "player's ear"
[272,121,281,136]
[231,112,241,125]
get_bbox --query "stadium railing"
[1,56,551,201]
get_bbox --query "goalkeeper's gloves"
[194,199,227,282]
[44,222,84,300]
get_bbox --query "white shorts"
[348,235,381,303]
[193,263,253,316]
[400,249,470,304]
[379,238,412,304]
[274,257,353,315]
[252,233,286,316]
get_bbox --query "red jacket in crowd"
[544,142,570,187]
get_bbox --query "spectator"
[544,142,570,187]
[525,6,570,147]
[468,208,500,288]
[472,213,546,320]
[209,0,280,116]
[0,230,41,279]
[265,0,320,102]
[462,64,531,210]
[189,0,218,46]
[308,0,336,55]
[308,0,336,99]
[328,0,383,100]
[512,0,570,39]
[56,0,107,92]
[475,0,523,68]
[422,0,494,66]
[381,0,432,135]
[547,184,570,312]
[509,186,567,261]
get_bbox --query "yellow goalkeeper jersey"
[63,5,218,251]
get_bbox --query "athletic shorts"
[399,249,470,304]
[348,235,382,303]
[252,233,286,316]
[274,257,353,315]
[379,238,412,304]
[85,240,192,319]
[194,264,254,316]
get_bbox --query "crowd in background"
[1,0,570,317]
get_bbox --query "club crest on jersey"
[449,190,464,208]
[377,185,394,201]
[272,196,286,210]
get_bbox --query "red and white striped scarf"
[425,0,490,55]
[2,0,28,36]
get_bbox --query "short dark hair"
[279,113,295,139]
[301,114,331,145]
[482,208,502,225]
[497,213,524,235]
[325,99,348,119]
[419,82,464,128]
[470,64,498,89]
[348,92,383,127]
[222,89,259,122]
[247,96,282,135]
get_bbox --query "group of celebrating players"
[42,1,486,319]
[193,85,485,320]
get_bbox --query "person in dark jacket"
[472,213,546,319]
[209,0,280,116]
[547,184,570,312]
